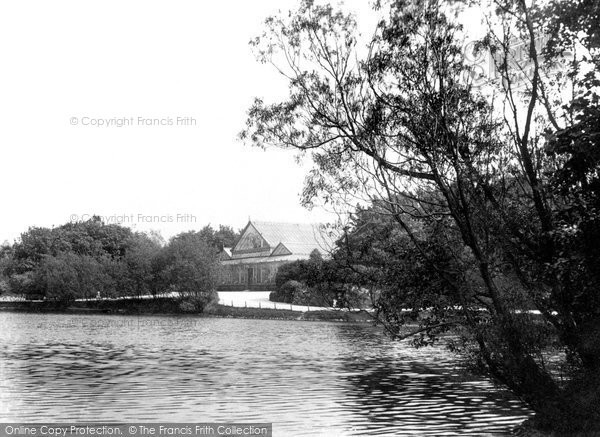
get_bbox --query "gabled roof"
[251,221,327,249]
[230,220,333,259]
[271,242,292,256]
[278,243,322,256]
[219,247,232,260]
[232,222,270,253]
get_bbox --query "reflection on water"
[0,313,531,436]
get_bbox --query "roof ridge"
[251,220,320,225]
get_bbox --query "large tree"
[154,230,220,309]
[242,0,600,431]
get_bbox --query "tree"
[332,202,466,336]
[120,233,162,297]
[35,253,115,304]
[156,231,220,310]
[196,225,240,250]
[271,249,355,307]
[3,218,225,311]
[0,242,12,295]
[242,0,600,431]
[5,218,163,300]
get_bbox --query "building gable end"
[271,242,292,256]
[232,222,270,253]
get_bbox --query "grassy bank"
[0,298,373,323]
[206,304,373,322]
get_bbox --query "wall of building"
[218,261,288,291]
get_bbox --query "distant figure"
[96,291,101,300]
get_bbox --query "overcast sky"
[0,0,377,243]
[0,0,489,244]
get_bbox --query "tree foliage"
[271,250,353,306]
[155,231,220,310]
[1,218,225,312]
[242,0,600,431]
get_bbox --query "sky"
[0,0,382,244]
[0,1,497,245]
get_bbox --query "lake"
[0,313,532,436]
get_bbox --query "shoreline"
[0,298,374,323]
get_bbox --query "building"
[218,220,332,291]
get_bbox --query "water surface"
[0,313,531,435]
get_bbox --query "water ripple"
[0,313,532,435]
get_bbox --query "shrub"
[274,261,307,289]
[270,280,305,303]
[177,289,218,313]
[8,271,38,298]
[178,299,197,313]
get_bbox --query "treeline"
[0,217,238,310]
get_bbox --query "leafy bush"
[272,250,368,308]
[270,280,305,303]
[8,271,39,299]
[274,261,307,289]
[177,290,218,313]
